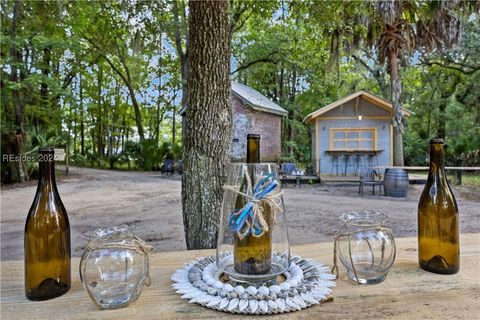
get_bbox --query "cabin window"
[330,128,376,150]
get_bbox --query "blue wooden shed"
[303,90,413,176]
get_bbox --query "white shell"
[280,282,291,291]
[286,297,301,310]
[198,295,211,304]
[239,299,249,312]
[293,295,307,308]
[259,300,268,313]
[172,253,335,315]
[269,285,281,294]
[246,286,257,295]
[258,286,269,296]
[276,298,286,311]
[235,285,245,295]
[227,298,239,311]
[249,300,258,313]
[320,273,337,280]
[220,297,230,309]
[207,296,222,307]
[301,292,319,305]
[268,299,278,310]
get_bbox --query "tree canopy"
[1,0,479,183]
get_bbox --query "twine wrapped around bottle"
[223,166,283,240]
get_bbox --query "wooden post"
[455,159,462,185]
[66,145,69,175]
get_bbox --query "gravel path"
[1,166,479,261]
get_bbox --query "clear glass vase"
[333,211,396,284]
[217,163,290,285]
[79,226,152,309]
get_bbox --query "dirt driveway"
[1,167,479,261]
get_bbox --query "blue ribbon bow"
[228,174,279,239]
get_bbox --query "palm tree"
[365,0,477,165]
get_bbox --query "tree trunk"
[156,45,162,146]
[100,53,145,142]
[9,0,27,182]
[182,0,231,250]
[40,46,51,115]
[97,67,104,159]
[172,105,176,144]
[388,49,404,166]
[437,74,459,139]
[80,76,85,156]
[126,84,145,142]
[172,0,189,110]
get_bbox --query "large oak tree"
[182,0,232,249]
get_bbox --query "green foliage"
[404,130,428,166]
[121,140,182,171]
[1,0,479,183]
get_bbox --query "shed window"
[330,128,376,150]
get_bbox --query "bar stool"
[367,154,379,167]
[331,154,342,175]
[353,154,367,176]
[343,154,355,176]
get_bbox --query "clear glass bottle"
[418,138,459,274]
[25,148,71,300]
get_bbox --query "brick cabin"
[180,82,288,162]
[230,83,288,161]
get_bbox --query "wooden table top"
[2,234,479,320]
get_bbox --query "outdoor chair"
[176,160,183,175]
[160,159,175,175]
[280,163,297,184]
[358,167,383,196]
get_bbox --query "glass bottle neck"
[247,139,260,163]
[429,143,446,176]
[38,159,56,191]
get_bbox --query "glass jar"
[333,211,396,284]
[79,226,152,309]
[217,163,290,285]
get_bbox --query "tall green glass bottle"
[418,138,459,274]
[234,134,272,274]
[25,148,71,300]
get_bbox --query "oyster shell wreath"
[171,252,335,314]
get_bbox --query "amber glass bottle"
[234,134,272,274]
[418,139,459,274]
[25,148,71,300]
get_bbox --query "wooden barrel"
[384,168,409,197]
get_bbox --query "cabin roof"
[179,82,288,117]
[303,90,414,124]
[231,82,288,116]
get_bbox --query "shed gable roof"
[179,82,288,117]
[303,90,413,123]
[232,82,288,116]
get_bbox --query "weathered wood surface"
[1,234,479,320]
